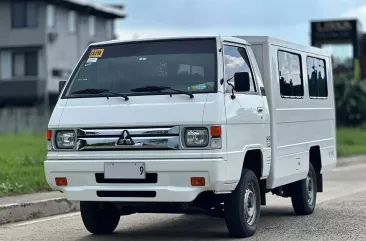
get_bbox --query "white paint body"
[44,36,337,202]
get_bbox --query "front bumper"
[44,158,235,202]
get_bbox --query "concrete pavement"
[1,162,366,241]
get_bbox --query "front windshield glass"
[63,38,217,98]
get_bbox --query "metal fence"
[0,106,49,134]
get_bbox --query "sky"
[95,0,366,46]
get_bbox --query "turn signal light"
[210,126,222,137]
[191,177,205,186]
[46,130,52,141]
[55,177,68,186]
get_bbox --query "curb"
[0,197,79,225]
[336,155,366,167]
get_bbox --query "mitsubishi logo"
[117,130,134,145]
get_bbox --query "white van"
[45,35,336,238]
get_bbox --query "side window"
[278,50,304,98]
[307,56,328,98]
[12,1,38,28]
[224,45,256,92]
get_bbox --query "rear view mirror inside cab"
[234,72,250,92]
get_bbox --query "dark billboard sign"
[311,19,358,41]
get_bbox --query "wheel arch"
[241,148,267,205]
[242,148,263,179]
[309,145,323,192]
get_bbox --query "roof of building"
[47,0,125,18]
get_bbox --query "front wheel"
[80,201,120,235]
[290,162,317,215]
[224,169,261,238]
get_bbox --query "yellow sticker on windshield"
[89,49,104,58]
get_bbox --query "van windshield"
[63,38,217,98]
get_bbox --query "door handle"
[257,107,263,113]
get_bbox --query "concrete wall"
[0,106,48,134]
[0,0,46,48]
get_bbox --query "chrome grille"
[76,126,180,151]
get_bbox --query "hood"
[52,94,210,129]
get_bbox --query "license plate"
[104,162,146,179]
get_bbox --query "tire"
[80,201,120,235]
[291,162,317,215]
[224,169,261,238]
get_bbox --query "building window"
[25,52,38,76]
[52,69,71,79]
[13,53,25,77]
[12,51,38,77]
[89,16,95,37]
[106,20,113,38]
[0,51,12,80]
[223,45,257,92]
[68,11,76,33]
[11,1,38,28]
[278,50,304,98]
[46,4,56,28]
[307,56,328,98]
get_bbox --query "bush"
[334,74,366,127]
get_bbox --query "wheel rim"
[244,182,257,226]
[306,172,314,205]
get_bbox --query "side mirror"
[234,72,250,92]
[59,81,66,95]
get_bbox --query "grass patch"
[337,127,366,157]
[0,134,50,197]
[0,128,366,197]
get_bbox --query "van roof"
[89,35,251,46]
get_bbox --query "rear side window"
[278,50,304,98]
[307,56,328,98]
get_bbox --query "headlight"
[184,128,209,147]
[56,131,75,149]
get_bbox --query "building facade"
[0,0,125,107]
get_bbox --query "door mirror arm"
[226,76,236,99]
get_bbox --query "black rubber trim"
[96,191,156,198]
[95,173,158,184]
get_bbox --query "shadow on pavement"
[76,206,298,241]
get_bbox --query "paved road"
[1,163,366,241]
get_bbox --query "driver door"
[223,43,266,181]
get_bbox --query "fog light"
[55,177,68,186]
[211,137,222,148]
[191,177,205,186]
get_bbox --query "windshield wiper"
[130,86,194,99]
[71,88,129,101]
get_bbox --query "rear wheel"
[291,163,317,215]
[224,169,261,238]
[80,201,120,235]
